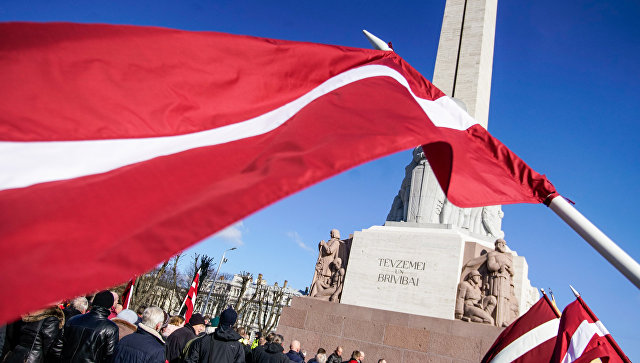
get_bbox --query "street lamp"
[201,247,237,314]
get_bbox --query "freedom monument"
[277,0,538,361]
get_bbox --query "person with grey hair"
[112,306,166,363]
[62,296,88,327]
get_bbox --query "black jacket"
[165,324,196,363]
[3,307,64,363]
[60,306,119,363]
[252,342,289,363]
[184,326,244,363]
[326,352,342,363]
[112,324,165,363]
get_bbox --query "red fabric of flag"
[0,22,556,323]
[482,294,561,363]
[551,298,630,363]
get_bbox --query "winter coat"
[326,352,342,363]
[286,350,305,363]
[184,325,244,363]
[60,306,119,363]
[111,318,137,340]
[2,307,64,363]
[252,342,289,363]
[162,324,181,339]
[112,323,165,363]
[165,323,196,363]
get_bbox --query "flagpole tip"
[540,288,546,295]
[569,285,580,297]
[362,29,393,51]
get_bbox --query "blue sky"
[2,0,639,358]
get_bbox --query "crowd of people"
[0,290,388,363]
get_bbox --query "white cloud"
[214,222,244,246]
[287,231,314,252]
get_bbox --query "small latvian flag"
[179,269,200,321]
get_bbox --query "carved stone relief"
[456,239,519,327]
[309,229,350,302]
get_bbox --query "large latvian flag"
[179,269,200,322]
[482,293,561,363]
[551,296,630,363]
[0,22,556,323]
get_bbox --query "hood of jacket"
[112,318,138,332]
[22,306,65,329]
[265,342,285,354]
[213,325,242,342]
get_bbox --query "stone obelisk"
[386,0,504,239]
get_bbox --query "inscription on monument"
[376,257,426,286]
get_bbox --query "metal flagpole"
[201,247,237,314]
[549,196,640,289]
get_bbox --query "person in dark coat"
[285,340,305,363]
[2,305,64,363]
[326,346,343,363]
[63,297,88,327]
[165,313,206,363]
[252,334,289,363]
[60,290,119,363]
[112,307,166,363]
[184,307,244,363]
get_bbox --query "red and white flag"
[121,277,136,310]
[180,269,200,322]
[482,294,561,363]
[551,297,630,363]
[0,22,556,323]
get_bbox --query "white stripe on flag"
[489,318,560,363]
[562,320,607,363]
[0,64,477,191]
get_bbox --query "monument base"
[277,296,502,362]
[339,224,538,322]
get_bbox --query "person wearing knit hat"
[61,290,119,362]
[165,313,206,363]
[218,307,238,329]
[92,290,115,309]
[184,307,244,363]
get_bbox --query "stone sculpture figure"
[455,270,495,324]
[310,229,341,298]
[386,147,505,238]
[486,238,514,326]
[456,239,518,327]
[312,258,345,302]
